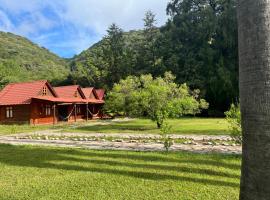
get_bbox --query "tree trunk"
[157,122,162,129]
[238,1,270,199]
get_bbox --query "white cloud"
[0,0,169,56]
[0,10,14,31]
[61,0,168,35]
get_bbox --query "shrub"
[225,103,242,143]
[160,122,173,152]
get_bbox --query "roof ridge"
[7,80,47,85]
[54,85,79,88]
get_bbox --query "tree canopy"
[105,72,209,128]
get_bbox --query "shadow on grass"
[64,149,241,170]
[0,144,240,188]
[65,121,229,135]
[72,123,156,133]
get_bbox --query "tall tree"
[136,11,160,75]
[102,23,128,87]
[238,0,270,199]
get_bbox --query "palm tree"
[238,0,270,199]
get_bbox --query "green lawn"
[0,124,59,135]
[0,118,230,136]
[63,118,230,135]
[0,144,240,200]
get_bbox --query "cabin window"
[45,105,51,116]
[42,87,47,96]
[6,107,13,118]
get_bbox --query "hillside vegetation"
[0,31,69,88]
[70,0,238,114]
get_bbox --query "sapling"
[225,103,242,144]
[160,122,173,152]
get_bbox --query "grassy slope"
[0,118,230,135]
[0,145,240,200]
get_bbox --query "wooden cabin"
[0,80,105,125]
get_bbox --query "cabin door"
[58,105,69,121]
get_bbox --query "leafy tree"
[159,0,238,113]
[105,72,209,128]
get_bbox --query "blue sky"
[0,0,169,58]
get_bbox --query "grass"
[0,124,60,135]
[63,118,230,135]
[0,118,230,136]
[0,144,240,200]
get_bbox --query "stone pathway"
[0,131,241,154]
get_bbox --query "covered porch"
[31,97,104,125]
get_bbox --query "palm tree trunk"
[238,0,270,199]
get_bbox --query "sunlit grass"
[63,118,230,135]
[0,118,230,136]
[0,145,240,200]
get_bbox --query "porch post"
[53,104,56,125]
[86,103,88,121]
[74,104,77,122]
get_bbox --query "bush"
[224,103,242,143]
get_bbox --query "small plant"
[160,122,173,152]
[225,103,242,144]
[10,125,17,134]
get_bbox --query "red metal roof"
[95,89,105,100]
[0,81,104,106]
[82,87,94,98]
[54,85,86,99]
[0,80,53,106]
[33,96,104,104]
[82,87,99,99]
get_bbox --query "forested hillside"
[70,0,238,114]
[0,32,69,88]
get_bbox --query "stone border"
[0,133,241,154]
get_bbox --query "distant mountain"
[0,31,69,87]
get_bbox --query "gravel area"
[0,131,241,154]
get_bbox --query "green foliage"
[105,72,209,128]
[160,122,173,151]
[0,31,69,88]
[70,1,238,114]
[225,103,242,143]
[163,0,238,112]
